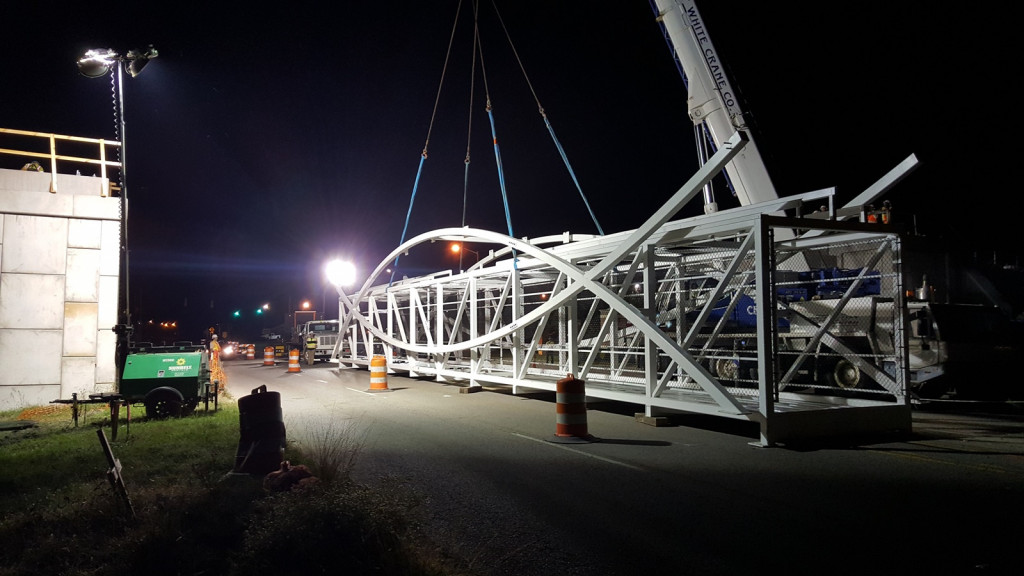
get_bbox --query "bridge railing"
[0,127,121,195]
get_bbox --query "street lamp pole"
[450,242,480,272]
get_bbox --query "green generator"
[120,343,216,418]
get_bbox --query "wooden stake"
[97,429,136,520]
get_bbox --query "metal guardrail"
[0,127,122,195]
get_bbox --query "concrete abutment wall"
[0,168,120,411]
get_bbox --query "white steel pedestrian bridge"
[331,134,914,445]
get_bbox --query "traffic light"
[233,310,241,318]
[255,308,263,315]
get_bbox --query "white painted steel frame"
[331,133,911,445]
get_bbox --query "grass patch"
[291,413,368,484]
[0,399,462,576]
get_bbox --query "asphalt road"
[222,358,1024,576]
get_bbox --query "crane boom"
[652,0,778,209]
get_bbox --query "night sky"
[1,2,1015,341]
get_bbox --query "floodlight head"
[126,46,158,77]
[77,48,119,78]
[325,259,357,288]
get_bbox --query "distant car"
[221,341,239,359]
[264,333,282,341]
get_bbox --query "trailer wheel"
[145,387,184,419]
[713,357,740,381]
[828,358,862,389]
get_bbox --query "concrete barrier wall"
[0,168,120,411]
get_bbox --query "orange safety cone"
[263,346,275,366]
[287,348,301,373]
[368,354,390,391]
[548,373,597,443]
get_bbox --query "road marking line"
[511,432,642,470]
[346,387,386,397]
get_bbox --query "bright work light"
[325,259,357,288]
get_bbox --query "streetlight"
[78,45,157,390]
[450,242,480,271]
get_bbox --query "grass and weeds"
[0,398,462,576]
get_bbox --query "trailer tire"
[827,358,862,389]
[713,357,740,381]
[145,387,184,419]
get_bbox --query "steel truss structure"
[332,134,912,445]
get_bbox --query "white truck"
[299,320,340,365]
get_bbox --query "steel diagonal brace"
[778,239,894,390]
[657,232,756,395]
[516,271,567,380]
[580,249,647,379]
[783,305,900,395]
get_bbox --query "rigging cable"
[475,9,517,266]
[490,0,605,235]
[462,1,479,230]
[695,123,716,210]
[391,0,465,287]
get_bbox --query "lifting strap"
[391,0,466,287]
[485,98,515,242]
[475,5,516,247]
[476,8,517,267]
[492,1,605,235]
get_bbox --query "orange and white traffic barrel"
[246,344,255,360]
[263,346,275,366]
[549,373,596,443]
[368,354,390,391]
[287,348,301,373]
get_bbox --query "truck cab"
[299,320,340,364]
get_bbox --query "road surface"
[222,357,1024,576]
